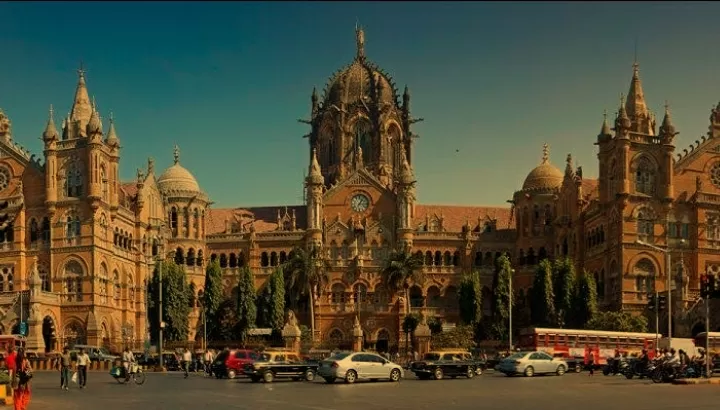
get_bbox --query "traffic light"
[709,274,718,298]
[701,274,710,298]
[658,294,667,311]
[647,293,656,310]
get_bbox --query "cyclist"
[122,347,136,382]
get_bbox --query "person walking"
[55,347,72,390]
[203,350,213,377]
[12,348,32,410]
[5,345,16,384]
[76,348,90,389]
[587,350,595,376]
[182,348,192,379]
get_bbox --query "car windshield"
[423,353,441,361]
[256,353,273,362]
[328,353,351,361]
[506,352,527,360]
[99,348,111,355]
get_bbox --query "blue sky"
[1,2,719,208]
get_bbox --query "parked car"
[317,352,403,384]
[211,349,260,379]
[552,352,583,373]
[496,351,568,377]
[245,351,318,383]
[410,350,477,380]
[71,345,119,362]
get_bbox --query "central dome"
[157,146,201,193]
[322,27,399,107]
[522,144,563,192]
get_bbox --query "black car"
[244,351,318,383]
[410,351,477,380]
[553,354,584,373]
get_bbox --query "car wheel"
[304,370,316,382]
[466,367,475,379]
[345,370,357,384]
[389,368,401,382]
[556,365,566,376]
[575,365,582,373]
[524,366,534,377]
[227,369,237,379]
[262,370,274,383]
[324,377,336,384]
[476,368,483,376]
[433,367,443,380]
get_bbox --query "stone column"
[352,316,363,352]
[25,258,44,352]
[281,310,301,354]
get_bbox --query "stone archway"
[42,316,56,352]
[691,322,706,338]
[100,322,110,349]
[376,328,391,353]
[62,321,86,349]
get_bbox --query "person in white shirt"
[203,350,214,376]
[122,347,135,381]
[666,348,681,366]
[182,349,192,379]
[76,348,91,389]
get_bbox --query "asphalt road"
[28,370,719,410]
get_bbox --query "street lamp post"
[705,289,711,378]
[636,238,686,345]
[509,268,514,352]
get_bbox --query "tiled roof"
[414,204,513,231]
[121,182,138,198]
[207,206,307,235]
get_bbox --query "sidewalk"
[672,378,720,385]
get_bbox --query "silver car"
[317,352,404,384]
[496,351,568,377]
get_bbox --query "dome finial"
[355,22,365,60]
[77,61,86,82]
[541,143,549,164]
[173,144,180,165]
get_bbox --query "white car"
[317,352,404,384]
[496,351,568,377]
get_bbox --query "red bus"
[518,327,660,366]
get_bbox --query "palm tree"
[282,246,330,338]
[380,250,425,315]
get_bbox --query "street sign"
[19,322,27,336]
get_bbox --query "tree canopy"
[203,259,224,335]
[235,266,257,342]
[431,325,476,350]
[552,258,576,327]
[268,267,286,331]
[491,254,513,340]
[458,270,482,326]
[381,250,425,294]
[148,260,192,342]
[585,311,648,333]
[572,271,598,328]
[531,259,555,326]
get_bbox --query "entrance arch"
[376,328,390,353]
[62,321,86,348]
[42,316,56,353]
[691,322,706,338]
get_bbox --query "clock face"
[350,194,370,213]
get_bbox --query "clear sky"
[1,2,719,208]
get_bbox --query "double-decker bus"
[518,327,660,365]
[0,335,26,353]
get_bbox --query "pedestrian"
[13,348,32,410]
[76,347,90,389]
[5,345,16,383]
[55,347,72,390]
[182,348,192,379]
[203,349,213,377]
[587,350,595,376]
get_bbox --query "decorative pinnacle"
[109,111,114,123]
[49,104,54,120]
[603,109,607,120]
[77,61,86,80]
[664,100,669,113]
[541,143,549,164]
[355,22,365,60]
[173,144,180,165]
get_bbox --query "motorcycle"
[110,362,147,385]
[603,357,629,376]
[624,359,653,380]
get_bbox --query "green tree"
[402,313,422,350]
[585,311,648,333]
[427,316,443,335]
[552,258,576,327]
[431,325,477,350]
[236,266,257,343]
[282,246,330,338]
[531,259,555,326]
[212,298,239,341]
[148,260,192,342]
[572,271,598,328]
[203,259,224,336]
[492,254,513,341]
[268,267,286,331]
[458,270,482,326]
[380,250,425,314]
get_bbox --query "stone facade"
[0,28,717,353]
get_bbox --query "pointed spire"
[565,153,574,176]
[616,93,631,131]
[42,104,59,141]
[625,61,648,118]
[660,100,677,137]
[70,62,92,125]
[87,97,102,136]
[106,111,119,144]
[541,143,550,164]
[600,109,611,136]
[403,85,410,111]
[308,148,324,184]
[173,144,180,165]
[355,23,365,60]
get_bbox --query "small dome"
[324,60,396,107]
[521,144,563,192]
[157,163,200,193]
[156,145,200,193]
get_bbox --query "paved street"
[29,371,719,410]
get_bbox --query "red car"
[212,349,259,379]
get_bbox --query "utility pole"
[665,242,672,344]
[509,268,514,352]
[705,293,710,378]
[203,306,207,352]
[158,256,164,369]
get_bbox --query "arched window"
[196,250,204,266]
[260,252,269,267]
[64,260,84,302]
[608,159,617,197]
[426,286,441,308]
[331,283,346,304]
[353,283,368,305]
[270,252,278,267]
[634,157,655,195]
[193,208,200,239]
[355,120,372,165]
[41,217,51,242]
[186,248,196,266]
[113,270,121,305]
[452,251,461,266]
[633,258,655,299]
[174,247,184,265]
[183,207,190,237]
[327,137,336,167]
[170,208,178,236]
[66,162,83,197]
[29,219,39,244]
[38,264,50,292]
[328,329,344,343]
[219,254,228,268]
[99,263,109,305]
[434,251,442,266]
[425,251,433,266]
[637,208,654,241]
[127,273,135,310]
[373,285,389,307]
[409,286,423,308]
[100,165,108,202]
[474,252,482,267]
